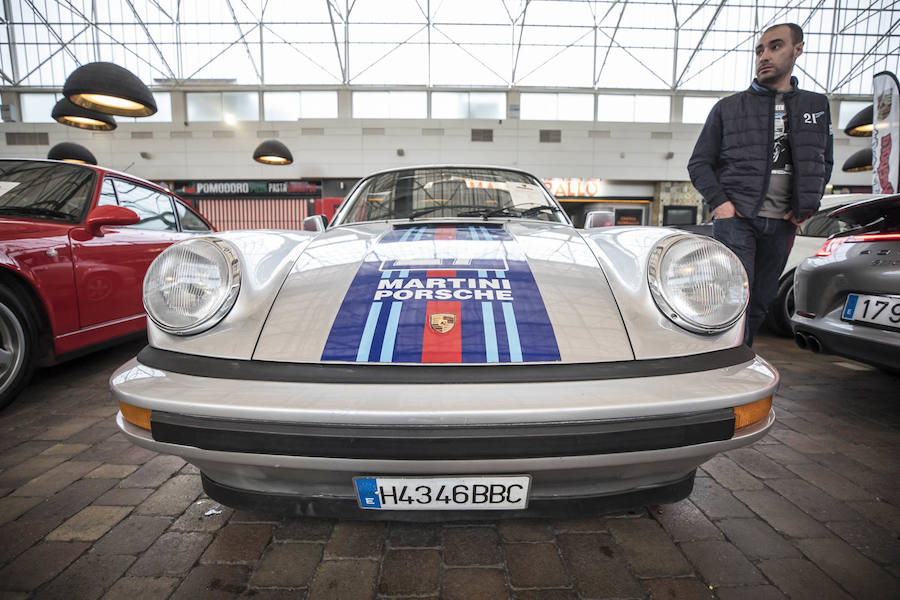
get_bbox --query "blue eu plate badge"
[355,478,381,508]
[842,294,858,319]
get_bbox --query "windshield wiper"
[0,207,74,220]
[407,204,480,220]
[455,206,523,219]
[406,203,562,221]
[458,204,562,220]
[521,205,563,217]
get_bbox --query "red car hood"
[0,218,72,241]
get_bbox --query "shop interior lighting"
[51,98,116,131]
[63,62,157,117]
[47,142,97,164]
[841,148,873,172]
[843,104,874,137]
[253,139,293,165]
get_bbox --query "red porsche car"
[0,159,213,408]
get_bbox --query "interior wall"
[0,93,873,189]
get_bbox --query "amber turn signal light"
[119,402,152,431]
[733,396,772,432]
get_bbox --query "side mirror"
[584,210,615,228]
[302,214,328,232]
[84,205,139,237]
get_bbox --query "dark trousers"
[713,216,796,346]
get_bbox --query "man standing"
[688,23,833,346]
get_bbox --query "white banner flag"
[873,72,899,194]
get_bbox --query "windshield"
[0,160,96,223]
[334,167,567,226]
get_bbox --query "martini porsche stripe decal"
[321,225,560,363]
[380,301,403,362]
[482,303,499,362]
[422,300,462,363]
[356,302,383,362]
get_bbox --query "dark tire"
[765,273,795,337]
[0,284,38,410]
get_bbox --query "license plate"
[842,293,900,329]
[353,476,531,510]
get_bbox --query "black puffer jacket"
[688,77,833,221]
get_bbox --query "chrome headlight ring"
[648,233,749,335]
[143,238,241,336]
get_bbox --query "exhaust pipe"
[807,335,822,353]
[794,332,808,350]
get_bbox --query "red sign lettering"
[878,134,894,194]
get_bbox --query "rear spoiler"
[828,194,900,227]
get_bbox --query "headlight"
[143,238,241,335]
[648,234,748,334]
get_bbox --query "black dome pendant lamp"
[63,62,157,117]
[253,139,293,165]
[51,98,117,131]
[841,148,873,172]
[843,105,873,137]
[47,142,97,165]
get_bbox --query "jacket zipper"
[785,94,800,219]
[755,92,776,216]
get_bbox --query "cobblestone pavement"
[1,333,898,600]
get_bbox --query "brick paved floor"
[1,333,898,599]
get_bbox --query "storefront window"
[597,94,670,123]
[521,93,593,121]
[264,92,300,121]
[223,92,259,121]
[432,92,506,119]
[353,91,426,118]
[186,93,223,121]
[682,97,719,124]
[187,92,259,122]
[301,91,338,118]
[20,93,59,123]
[264,91,338,120]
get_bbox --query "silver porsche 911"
[111,166,777,518]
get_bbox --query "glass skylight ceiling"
[1,0,896,96]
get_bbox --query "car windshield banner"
[873,71,899,194]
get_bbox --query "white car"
[111,166,777,518]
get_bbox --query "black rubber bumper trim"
[200,471,697,520]
[150,409,736,460]
[136,344,755,385]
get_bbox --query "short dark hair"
[765,23,803,45]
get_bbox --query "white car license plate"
[842,293,900,329]
[354,476,531,510]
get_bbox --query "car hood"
[0,218,64,239]
[252,221,634,364]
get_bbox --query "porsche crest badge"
[429,313,456,334]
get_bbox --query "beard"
[757,65,784,86]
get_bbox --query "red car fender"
[0,241,79,349]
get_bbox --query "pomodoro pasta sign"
[174,180,321,196]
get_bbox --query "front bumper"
[111,346,778,513]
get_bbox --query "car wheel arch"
[0,271,50,408]
[0,268,54,363]
[764,269,797,337]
